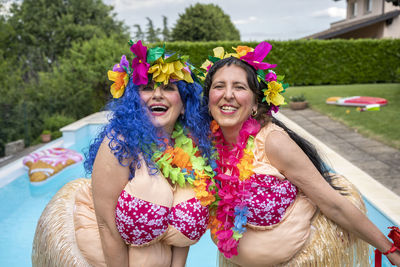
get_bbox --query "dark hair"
[204,57,342,191]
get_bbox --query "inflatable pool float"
[23,147,83,183]
[32,175,369,267]
[326,96,388,107]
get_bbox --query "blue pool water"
[0,123,396,266]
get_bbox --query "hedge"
[1,38,399,156]
[154,39,400,85]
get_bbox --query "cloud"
[0,1,16,17]
[110,0,185,11]
[233,16,258,25]
[312,7,346,18]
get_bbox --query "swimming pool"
[0,113,396,266]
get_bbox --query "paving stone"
[281,108,399,195]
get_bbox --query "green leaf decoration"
[208,56,220,63]
[147,47,165,64]
[256,69,265,77]
[176,171,186,187]
[164,53,179,63]
[192,156,206,170]
[161,161,172,178]
[262,96,266,102]
[282,83,290,90]
[169,167,180,183]
[246,136,254,150]
[232,231,243,240]
[180,55,189,63]
[204,165,212,172]
[277,75,285,82]
[128,40,134,46]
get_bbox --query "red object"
[388,226,400,247]
[343,96,388,106]
[375,227,400,266]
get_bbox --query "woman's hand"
[92,137,130,267]
[386,249,400,266]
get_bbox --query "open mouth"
[220,105,238,113]
[149,105,168,115]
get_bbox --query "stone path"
[280,108,400,196]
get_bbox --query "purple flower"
[113,55,129,72]
[130,40,150,85]
[265,71,277,82]
[240,42,277,70]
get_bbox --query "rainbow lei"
[201,42,288,113]
[207,118,261,258]
[151,122,217,206]
[108,40,204,99]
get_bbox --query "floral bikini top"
[114,160,209,247]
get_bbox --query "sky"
[103,0,347,41]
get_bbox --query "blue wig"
[84,78,212,179]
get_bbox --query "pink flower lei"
[209,117,261,258]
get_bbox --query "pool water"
[0,123,396,266]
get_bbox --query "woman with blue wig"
[32,40,216,267]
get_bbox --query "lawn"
[282,83,400,150]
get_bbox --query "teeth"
[221,106,237,111]
[150,106,168,112]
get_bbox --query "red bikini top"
[115,189,209,247]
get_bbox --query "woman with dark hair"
[32,41,216,267]
[201,42,400,266]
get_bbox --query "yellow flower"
[201,59,212,70]
[108,70,129,98]
[232,46,254,58]
[148,57,193,85]
[213,47,225,59]
[264,81,285,106]
[201,47,234,71]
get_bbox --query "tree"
[133,24,145,41]
[6,0,128,78]
[171,3,240,41]
[145,17,160,43]
[162,15,170,41]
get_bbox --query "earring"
[251,109,258,117]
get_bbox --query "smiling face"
[139,82,184,135]
[208,64,257,138]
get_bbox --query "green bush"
[43,114,76,132]
[290,94,307,102]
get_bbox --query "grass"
[281,83,400,150]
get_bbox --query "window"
[351,2,358,17]
[365,0,372,13]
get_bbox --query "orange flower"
[233,46,254,58]
[108,71,129,98]
[210,120,219,133]
[209,216,223,237]
[171,147,192,170]
[237,149,254,181]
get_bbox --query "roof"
[305,10,400,39]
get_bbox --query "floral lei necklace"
[151,122,217,206]
[208,117,261,258]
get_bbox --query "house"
[306,0,400,39]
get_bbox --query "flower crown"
[108,40,201,98]
[201,42,288,113]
